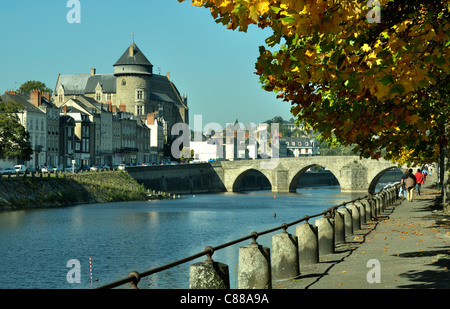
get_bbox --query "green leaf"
[270,6,282,14]
[282,16,295,23]
[380,75,394,86]
[389,84,405,95]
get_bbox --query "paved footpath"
[275,174,450,289]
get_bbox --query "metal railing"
[97,183,400,289]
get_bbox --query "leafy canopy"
[179,0,449,165]
[0,99,33,161]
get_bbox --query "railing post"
[296,221,319,267]
[238,232,271,289]
[334,209,346,244]
[189,246,230,289]
[127,271,141,289]
[271,225,299,281]
[347,203,361,231]
[315,215,335,256]
[355,201,366,226]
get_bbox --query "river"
[0,184,392,289]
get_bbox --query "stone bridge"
[215,156,399,193]
[127,156,401,194]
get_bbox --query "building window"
[137,105,143,115]
[136,90,143,100]
[122,79,126,86]
[298,142,302,146]
[96,92,102,101]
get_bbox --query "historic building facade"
[53,41,189,144]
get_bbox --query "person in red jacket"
[415,168,424,195]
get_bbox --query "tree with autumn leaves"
[180,0,449,204]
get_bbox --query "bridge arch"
[231,168,273,192]
[367,166,401,194]
[288,165,340,192]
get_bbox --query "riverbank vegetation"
[0,171,159,209]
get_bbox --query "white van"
[14,165,26,174]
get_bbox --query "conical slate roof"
[113,42,153,67]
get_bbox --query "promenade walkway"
[277,173,450,289]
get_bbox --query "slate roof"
[113,42,153,68]
[1,93,45,114]
[84,74,117,93]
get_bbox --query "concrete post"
[347,203,361,231]
[339,207,353,238]
[271,232,299,281]
[334,210,346,244]
[362,199,372,222]
[296,222,319,266]
[315,217,335,256]
[355,201,366,226]
[189,261,230,289]
[238,243,271,289]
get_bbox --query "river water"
[0,184,390,289]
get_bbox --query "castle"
[53,41,189,142]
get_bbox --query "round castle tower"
[113,42,153,115]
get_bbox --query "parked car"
[41,167,49,173]
[0,167,15,175]
[90,166,99,171]
[26,167,36,173]
[14,165,27,174]
[118,164,126,170]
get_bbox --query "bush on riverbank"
[0,171,149,209]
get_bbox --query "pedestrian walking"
[415,168,424,195]
[400,169,409,199]
[404,169,417,201]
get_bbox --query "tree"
[18,80,53,95]
[0,99,33,161]
[180,0,449,203]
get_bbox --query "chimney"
[108,103,112,112]
[112,105,117,113]
[5,89,16,95]
[119,103,126,112]
[90,68,96,76]
[63,105,67,115]
[147,112,155,125]
[30,89,41,107]
[42,92,50,101]
[129,44,134,57]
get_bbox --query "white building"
[1,91,49,169]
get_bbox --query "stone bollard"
[355,201,366,226]
[347,203,361,231]
[189,261,230,289]
[238,239,271,289]
[271,231,299,281]
[361,199,372,222]
[315,217,335,256]
[339,207,353,238]
[334,209,346,244]
[296,222,319,267]
[189,247,230,289]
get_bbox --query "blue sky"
[0,0,293,127]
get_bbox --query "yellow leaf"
[361,43,371,52]
[305,49,314,58]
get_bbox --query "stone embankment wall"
[0,171,150,210]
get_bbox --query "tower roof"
[114,42,153,68]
